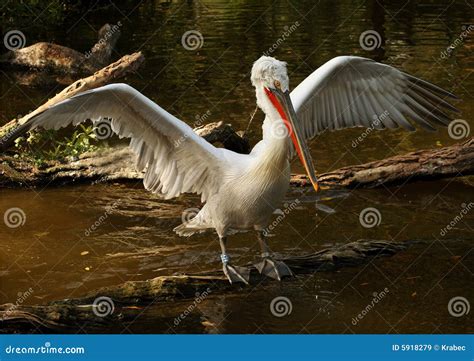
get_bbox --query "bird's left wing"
[4,83,229,201]
[290,56,459,143]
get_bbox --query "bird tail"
[173,211,212,237]
[173,222,211,237]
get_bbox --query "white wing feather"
[291,56,459,143]
[22,83,229,201]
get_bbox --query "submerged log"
[0,23,121,74]
[0,137,472,189]
[0,51,144,146]
[0,239,407,333]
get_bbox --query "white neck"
[253,87,291,167]
[255,87,280,123]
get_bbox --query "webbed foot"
[221,254,250,284]
[255,257,293,281]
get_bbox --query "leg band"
[220,253,230,264]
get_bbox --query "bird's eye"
[274,80,281,89]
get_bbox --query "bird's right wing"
[290,56,459,140]
[4,83,230,201]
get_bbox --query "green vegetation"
[0,1,71,28]
[14,125,101,166]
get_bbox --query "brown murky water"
[0,0,473,333]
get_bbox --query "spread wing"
[290,56,459,143]
[5,83,230,201]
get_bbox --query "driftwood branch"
[0,239,407,333]
[0,51,145,146]
[292,137,474,188]
[0,137,471,189]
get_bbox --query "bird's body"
[176,131,291,237]
[1,55,459,284]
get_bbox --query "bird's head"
[251,56,290,93]
[250,56,319,192]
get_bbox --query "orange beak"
[265,87,319,192]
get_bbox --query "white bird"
[2,56,458,284]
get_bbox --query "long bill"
[265,87,320,192]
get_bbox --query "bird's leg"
[219,236,250,285]
[255,231,293,281]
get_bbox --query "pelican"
[2,56,458,284]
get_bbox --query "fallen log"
[293,137,474,188]
[0,239,407,333]
[0,137,472,189]
[0,121,251,187]
[0,51,145,146]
